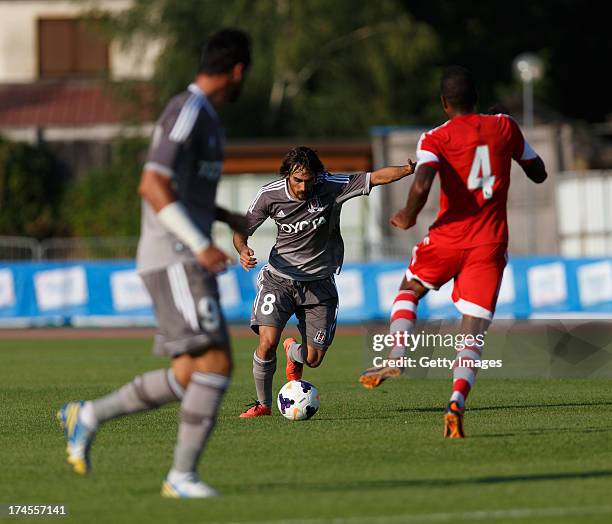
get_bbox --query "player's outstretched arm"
[139,169,233,273]
[232,231,257,271]
[520,156,548,184]
[216,206,249,235]
[390,163,436,230]
[369,160,416,187]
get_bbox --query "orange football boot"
[239,401,271,418]
[358,366,401,390]
[443,401,465,438]
[283,338,303,381]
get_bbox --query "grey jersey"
[137,83,224,273]
[247,172,371,280]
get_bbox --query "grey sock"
[172,372,229,473]
[253,353,276,408]
[287,342,306,364]
[92,368,184,424]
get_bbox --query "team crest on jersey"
[307,197,325,213]
[313,329,327,344]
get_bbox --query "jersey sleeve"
[506,116,538,163]
[416,131,441,170]
[334,172,371,204]
[143,101,182,177]
[245,188,271,236]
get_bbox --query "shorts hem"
[305,339,330,351]
[154,333,229,357]
[453,298,493,321]
[405,268,438,290]
[250,321,287,335]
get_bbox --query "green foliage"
[62,137,147,237]
[0,137,66,239]
[94,0,441,137]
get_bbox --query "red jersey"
[416,113,537,247]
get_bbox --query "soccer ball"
[277,380,320,421]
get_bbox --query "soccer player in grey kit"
[235,146,415,417]
[57,29,251,498]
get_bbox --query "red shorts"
[406,237,507,320]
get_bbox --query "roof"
[223,141,372,173]
[0,81,152,127]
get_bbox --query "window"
[38,18,109,79]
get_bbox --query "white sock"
[450,391,465,408]
[79,401,99,430]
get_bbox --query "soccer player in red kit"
[360,66,548,438]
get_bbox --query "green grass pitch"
[1,333,612,523]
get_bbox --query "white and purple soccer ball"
[277,380,320,421]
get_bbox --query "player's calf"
[360,284,422,389]
[240,326,281,416]
[169,370,229,488]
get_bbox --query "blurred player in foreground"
[359,66,547,438]
[235,146,415,417]
[57,29,251,497]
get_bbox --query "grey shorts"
[141,261,229,357]
[250,266,338,350]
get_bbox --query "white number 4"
[467,145,495,199]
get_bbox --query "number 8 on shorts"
[261,293,276,315]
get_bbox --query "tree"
[61,137,146,237]
[0,137,66,239]
[94,0,441,137]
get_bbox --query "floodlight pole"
[513,53,543,255]
[523,78,534,129]
[513,53,542,128]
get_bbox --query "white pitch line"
[211,505,612,524]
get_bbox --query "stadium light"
[513,53,544,128]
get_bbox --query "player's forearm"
[403,188,429,224]
[522,157,548,184]
[216,206,230,223]
[233,231,249,254]
[369,164,414,187]
[401,173,433,224]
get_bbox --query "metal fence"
[40,237,139,261]
[0,236,42,261]
[0,236,139,261]
[0,235,406,262]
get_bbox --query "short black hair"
[486,103,510,116]
[199,28,251,75]
[440,66,478,111]
[279,147,325,178]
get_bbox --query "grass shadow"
[229,469,612,495]
[400,400,612,414]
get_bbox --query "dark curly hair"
[279,146,325,178]
[441,65,478,111]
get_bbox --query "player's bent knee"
[186,345,233,379]
[171,355,196,386]
[400,276,428,298]
[305,347,326,368]
[256,339,278,360]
